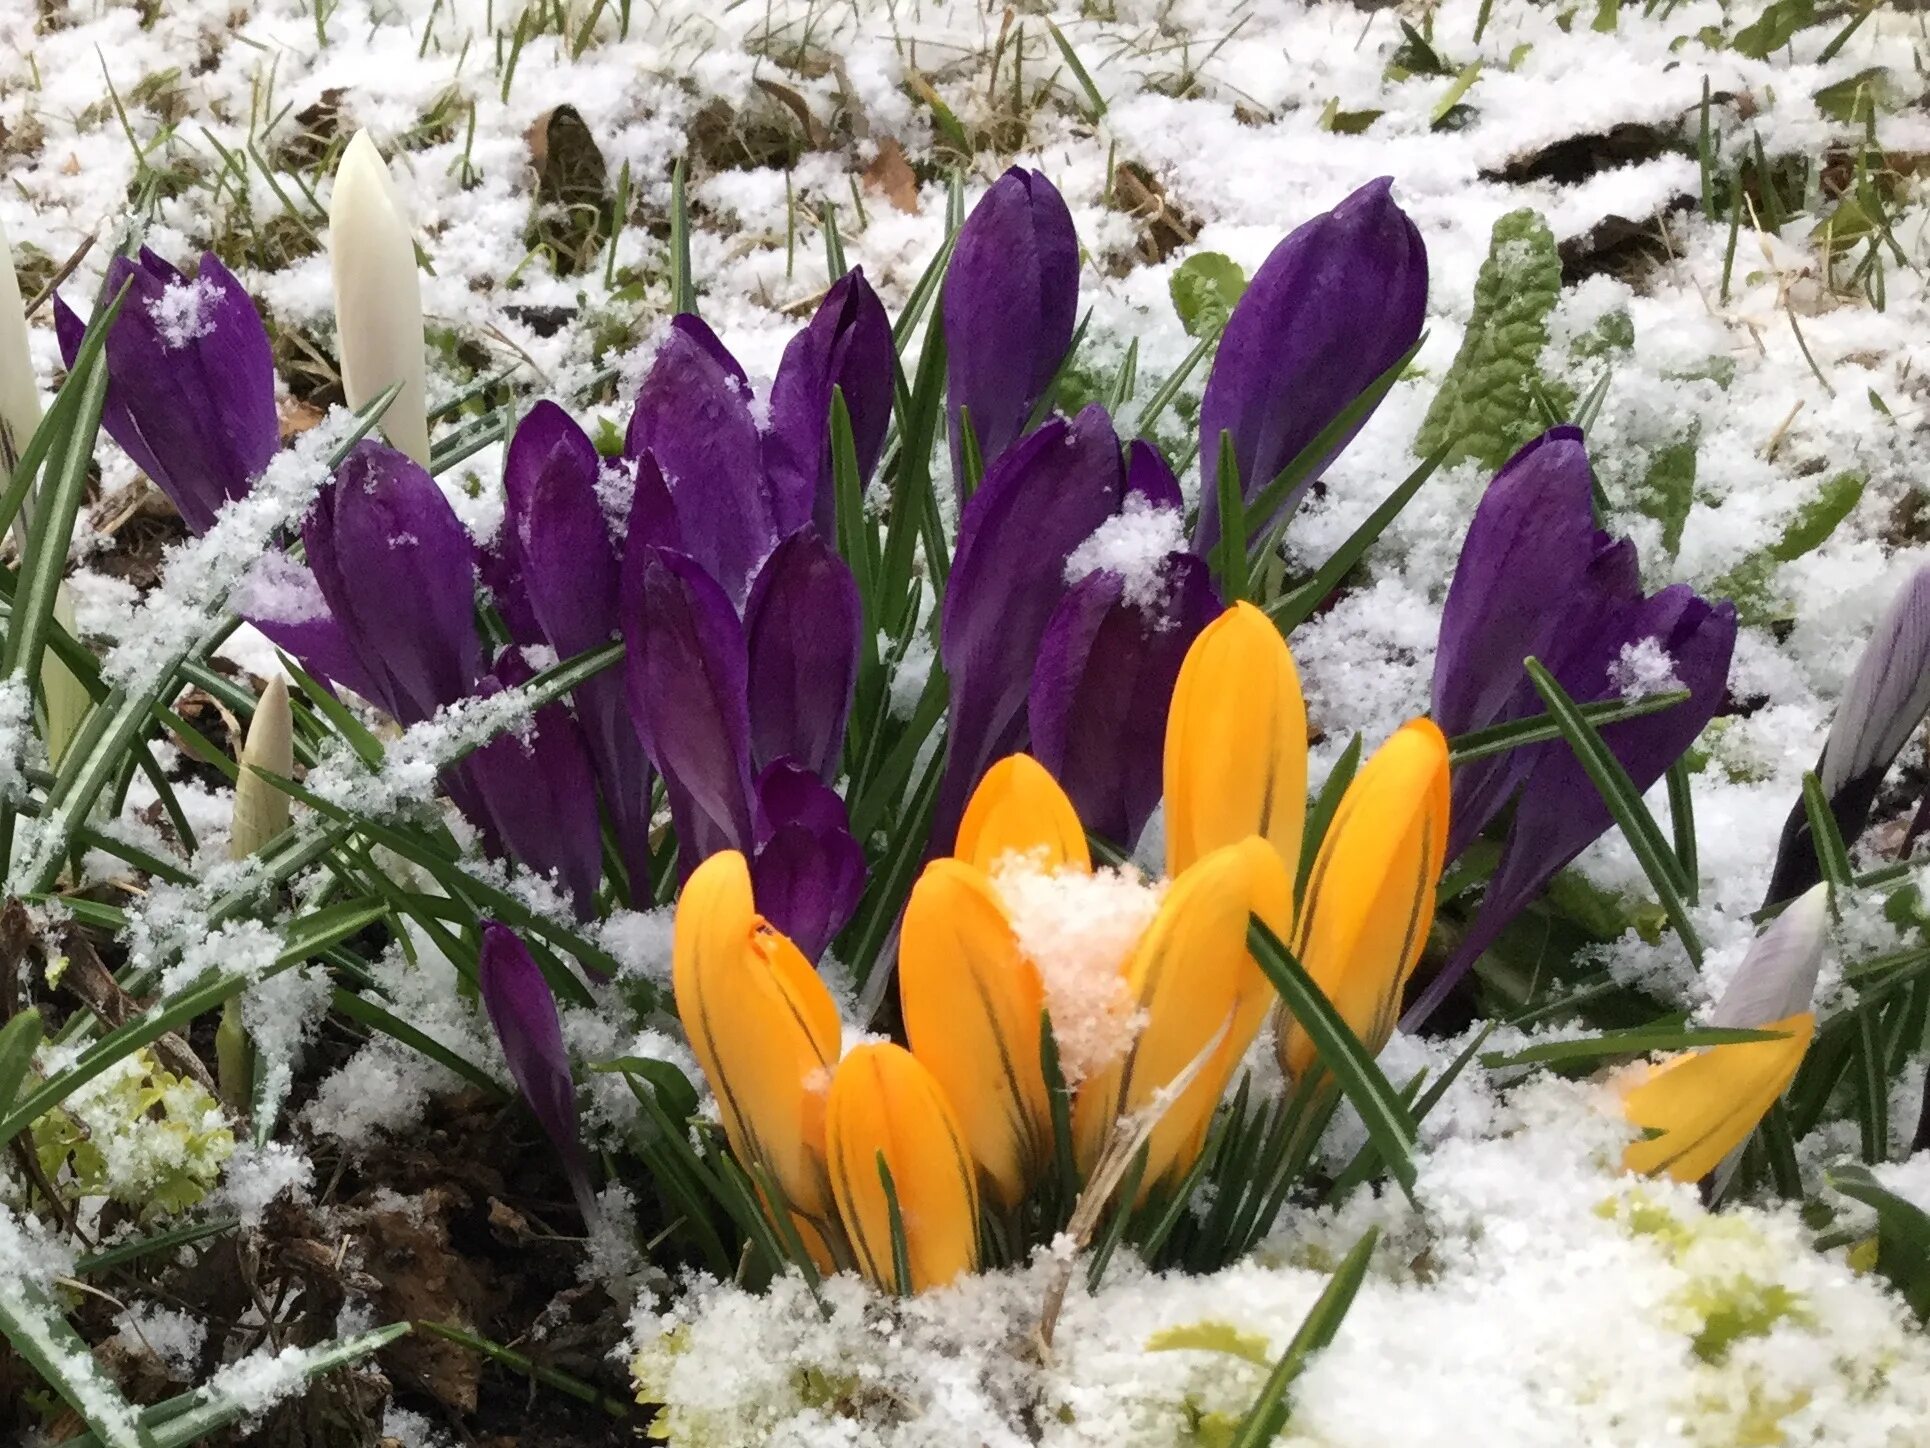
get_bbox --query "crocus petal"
[743,530,862,782]
[1193,177,1427,554]
[626,315,775,607]
[464,650,605,919]
[936,406,1127,841]
[750,761,867,964]
[900,858,1051,1209]
[0,216,41,511]
[1709,883,1829,1030]
[1619,1013,1814,1182]
[673,851,843,1231]
[765,268,895,538]
[1163,601,1307,881]
[329,130,431,466]
[1279,719,1449,1081]
[1072,837,1293,1194]
[1411,588,1738,1027]
[943,167,1079,483]
[826,1042,980,1293]
[1029,554,1215,850]
[955,753,1091,875]
[57,250,278,533]
[478,921,594,1219]
[622,546,756,868]
[304,440,480,724]
[234,550,388,707]
[1765,565,1930,905]
[1125,440,1184,512]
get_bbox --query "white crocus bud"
[1819,565,1930,802]
[328,130,431,466]
[0,215,40,516]
[1711,882,1830,1030]
[230,674,294,861]
[42,584,90,770]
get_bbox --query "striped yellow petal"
[901,858,1052,1208]
[672,850,842,1229]
[1620,1012,1815,1183]
[826,1042,980,1293]
[1279,718,1449,1082]
[955,753,1091,874]
[1073,836,1293,1194]
[1163,602,1307,880]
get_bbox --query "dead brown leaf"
[863,136,920,214]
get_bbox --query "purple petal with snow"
[1193,178,1427,555]
[743,529,861,782]
[235,550,387,706]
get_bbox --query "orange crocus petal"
[672,850,842,1225]
[901,859,1052,1208]
[1620,1013,1815,1183]
[1280,718,1449,1082]
[1163,602,1307,880]
[1072,837,1293,1195]
[826,1043,980,1293]
[955,754,1091,875]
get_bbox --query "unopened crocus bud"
[1163,602,1307,881]
[1618,1012,1814,1183]
[673,851,843,1256]
[479,921,595,1221]
[743,529,861,784]
[1073,836,1292,1194]
[748,762,866,964]
[1711,883,1829,1030]
[330,130,431,466]
[826,1041,980,1293]
[230,675,293,861]
[41,584,90,772]
[1278,719,1449,1082]
[54,249,279,534]
[943,167,1079,482]
[1765,566,1930,906]
[1192,177,1427,555]
[900,858,1051,1208]
[954,753,1090,876]
[0,216,41,537]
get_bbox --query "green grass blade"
[1480,1023,1786,1069]
[0,1277,146,1448]
[1266,446,1446,631]
[1801,769,1854,890]
[1228,1226,1379,1446]
[1298,735,1361,907]
[1445,690,1688,762]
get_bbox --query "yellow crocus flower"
[1619,1013,1815,1182]
[955,752,1091,873]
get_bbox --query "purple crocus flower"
[55,249,279,534]
[743,529,862,783]
[477,921,595,1221]
[1125,438,1185,512]
[749,762,867,963]
[625,315,779,608]
[1030,549,1216,850]
[935,405,1128,842]
[1192,178,1428,556]
[500,402,656,902]
[764,269,894,540]
[464,649,606,919]
[944,167,1079,483]
[1407,428,1738,1027]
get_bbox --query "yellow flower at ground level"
[1620,1013,1815,1182]
[826,1042,980,1293]
[1163,600,1307,881]
[672,851,842,1254]
[1072,836,1293,1194]
[900,858,1053,1208]
[1279,718,1451,1081]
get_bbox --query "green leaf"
[415,1321,631,1415]
[1635,437,1697,559]
[1446,689,1688,763]
[1733,0,1814,58]
[1414,208,1562,470]
[0,1006,42,1114]
[1801,770,1854,892]
[1169,253,1248,340]
[1228,1227,1379,1446]
[1713,471,1865,622]
[0,1276,146,1448]
[1147,1321,1274,1366]
[1298,735,1361,907]
[1266,446,1445,631]
[332,988,507,1100]
[669,155,695,314]
[1246,920,1418,1197]
[1480,1023,1785,1069]
[1831,1163,1930,1319]
[1212,432,1248,602]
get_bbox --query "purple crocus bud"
[1193,178,1427,555]
[750,762,867,963]
[765,268,894,539]
[1125,440,1184,512]
[1408,586,1738,1027]
[935,405,1128,840]
[743,529,861,782]
[1030,548,1215,849]
[236,550,388,706]
[1764,565,1930,905]
[944,168,1079,481]
[303,439,480,724]
[464,649,605,919]
[625,315,776,607]
[55,250,278,534]
[478,921,595,1221]
[622,545,756,870]
[502,403,656,899]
